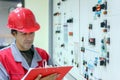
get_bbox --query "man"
[0,8,58,80]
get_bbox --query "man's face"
[13,31,35,51]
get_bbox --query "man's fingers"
[49,73,60,79]
[35,74,42,80]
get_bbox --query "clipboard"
[21,66,73,80]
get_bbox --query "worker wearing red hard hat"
[0,8,58,80]
[7,7,40,33]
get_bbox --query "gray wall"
[0,1,17,45]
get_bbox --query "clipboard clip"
[42,59,47,68]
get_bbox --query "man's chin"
[24,46,32,50]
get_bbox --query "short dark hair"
[11,29,17,35]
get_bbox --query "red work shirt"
[0,43,50,80]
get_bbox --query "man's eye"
[22,33,27,35]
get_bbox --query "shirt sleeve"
[0,62,9,80]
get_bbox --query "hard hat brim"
[7,23,40,33]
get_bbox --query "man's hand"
[35,73,59,80]
[35,75,42,80]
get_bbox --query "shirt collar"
[10,42,42,70]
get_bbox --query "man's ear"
[11,31,17,37]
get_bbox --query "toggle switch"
[72,59,74,64]
[55,30,61,33]
[107,52,109,58]
[61,43,65,47]
[83,60,87,65]
[94,57,98,66]
[86,67,88,72]
[99,57,106,66]
[53,12,61,16]
[84,74,89,80]
[103,10,107,15]
[92,6,96,11]
[101,45,105,50]
[106,52,110,63]
[100,1,107,10]
[101,22,105,28]
[89,38,96,45]
[100,20,107,28]
[64,61,67,65]
[82,37,84,42]
[57,2,61,6]
[101,39,104,43]
[96,4,101,11]
[106,37,110,44]
[90,72,93,76]
[69,32,73,36]
[81,47,85,52]
[104,1,107,10]
[107,25,110,29]
[67,18,73,23]
[103,28,107,32]
[62,0,67,1]
[88,24,93,30]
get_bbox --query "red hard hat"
[7,8,40,33]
